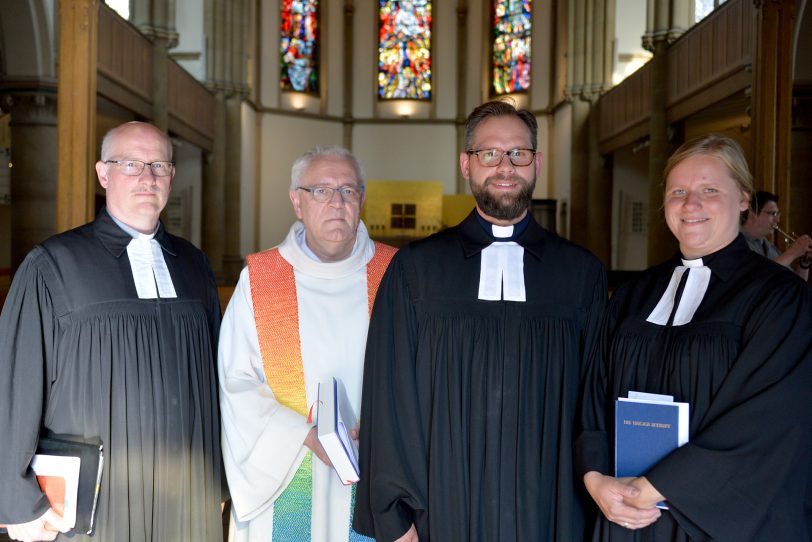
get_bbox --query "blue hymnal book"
[615,392,689,509]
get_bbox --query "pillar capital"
[1,92,58,126]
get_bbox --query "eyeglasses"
[764,210,780,218]
[297,185,362,203]
[466,148,536,167]
[105,159,175,177]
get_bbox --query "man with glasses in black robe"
[0,122,224,541]
[353,101,607,542]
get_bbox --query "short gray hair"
[100,121,173,161]
[290,146,365,191]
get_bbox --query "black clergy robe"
[575,235,812,542]
[353,210,607,542]
[0,210,224,541]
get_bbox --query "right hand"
[394,523,418,542]
[787,234,812,261]
[303,426,333,467]
[583,471,661,530]
[5,508,71,542]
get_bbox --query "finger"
[43,508,71,532]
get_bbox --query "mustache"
[130,185,161,194]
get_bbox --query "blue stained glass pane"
[378,0,432,100]
[492,0,532,95]
[280,0,319,93]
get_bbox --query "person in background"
[576,134,812,541]
[740,190,811,280]
[0,121,224,541]
[354,100,607,542]
[218,146,396,541]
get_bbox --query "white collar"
[277,220,375,279]
[646,258,710,326]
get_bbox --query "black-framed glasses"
[466,148,536,167]
[297,185,362,203]
[764,210,780,218]
[105,159,175,177]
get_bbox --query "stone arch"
[0,0,56,79]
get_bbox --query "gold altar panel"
[363,180,444,246]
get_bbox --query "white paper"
[30,454,81,528]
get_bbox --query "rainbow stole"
[246,242,396,540]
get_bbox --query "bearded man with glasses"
[0,122,225,541]
[218,146,396,541]
[353,100,607,542]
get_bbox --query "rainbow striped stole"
[246,242,395,539]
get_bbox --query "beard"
[471,174,535,221]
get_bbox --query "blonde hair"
[663,134,753,197]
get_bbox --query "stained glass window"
[280,0,319,93]
[378,1,432,100]
[492,0,532,95]
[694,0,727,23]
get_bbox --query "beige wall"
[249,0,568,258]
[258,114,343,250]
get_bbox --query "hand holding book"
[3,507,72,541]
[316,377,361,484]
[615,391,689,510]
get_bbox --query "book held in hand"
[0,436,103,535]
[615,391,689,509]
[316,377,360,485]
[30,454,81,528]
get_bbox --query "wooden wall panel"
[666,0,754,113]
[168,60,215,150]
[96,4,152,103]
[598,63,652,152]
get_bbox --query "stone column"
[203,0,249,284]
[223,95,244,282]
[131,0,179,128]
[3,93,59,270]
[751,0,796,209]
[455,0,468,194]
[343,0,355,149]
[644,40,677,265]
[202,92,226,282]
[567,0,614,255]
[642,0,688,265]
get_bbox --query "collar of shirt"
[295,225,323,262]
[474,211,531,241]
[95,208,176,258]
[670,234,750,284]
[459,210,548,260]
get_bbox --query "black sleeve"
[0,249,57,524]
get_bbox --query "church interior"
[1,0,810,309]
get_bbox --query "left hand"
[304,426,333,467]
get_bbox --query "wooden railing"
[96,3,214,150]
[598,0,755,153]
[97,4,153,117]
[168,60,215,149]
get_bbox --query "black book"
[35,436,104,535]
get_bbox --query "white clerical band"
[126,234,178,299]
[646,257,710,326]
[478,241,526,302]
